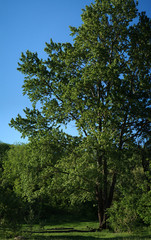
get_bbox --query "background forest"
[0,137,151,233]
[0,0,151,236]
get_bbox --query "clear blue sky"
[0,0,151,144]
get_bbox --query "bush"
[137,191,151,225]
[107,195,140,232]
[0,187,25,228]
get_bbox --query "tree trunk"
[96,171,116,229]
[107,173,116,209]
[96,186,107,229]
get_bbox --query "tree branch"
[47,83,88,136]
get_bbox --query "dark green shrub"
[107,195,140,232]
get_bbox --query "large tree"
[10,0,151,229]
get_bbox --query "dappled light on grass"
[1,221,150,240]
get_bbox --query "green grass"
[0,219,150,240]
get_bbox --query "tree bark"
[107,173,116,209]
[96,153,109,230]
[96,185,106,229]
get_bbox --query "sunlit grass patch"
[0,220,151,240]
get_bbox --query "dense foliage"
[1,0,151,231]
[0,139,151,231]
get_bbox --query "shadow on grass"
[32,234,151,240]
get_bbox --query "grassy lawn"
[0,219,151,240]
